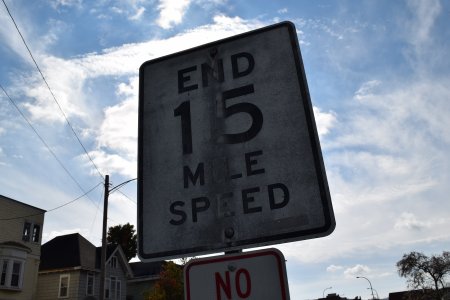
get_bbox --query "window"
[86,273,94,296]
[109,277,121,300]
[32,224,41,243]
[111,277,116,298]
[0,261,7,286]
[22,222,41,243]
[22,222,31,242]
[58,274,70,298]
[108,256,117,268]
[116,280,121,300]
[0,259,24,290]
[10,262,21,287]
[105,278,111,299]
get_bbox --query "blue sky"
[1,0,450,299]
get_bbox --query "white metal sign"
[138,21,335,261]
[184,249,290,300]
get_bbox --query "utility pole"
[99,174,109,300]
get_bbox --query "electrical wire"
[0,182,103,221]
[0,83,98,208]
[1,0,104,180]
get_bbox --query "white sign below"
[184,249,290,300]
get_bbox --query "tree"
[107,223,137,261]
[145,261,184,300]
[396,251,450,300]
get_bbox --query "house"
[0,194,46,300]
[36,233,132,300]
[127,261,166,299]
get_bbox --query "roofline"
[107,246,133,277]
[39,266,100,274]
[0,194,46,213]
[128,275,160,283]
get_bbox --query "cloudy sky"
[1,0,450,298]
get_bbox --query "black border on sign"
[138,21,335,261]
[184,249,289,300]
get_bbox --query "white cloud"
[394,212,427,231]
[327,264,344,272]
[353,80,381,101]
[407,0,441,47]
[278,8,288,14]
[156,0,191,29]
[313,106,336,137]
[344,264,371,278]
[49,0,83,9]
[129,6,145,20]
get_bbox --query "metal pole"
[99,175,109,300]
[357,276,375,299]
[323,286,332,298]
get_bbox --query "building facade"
[0,194,46,300]
[36,233,132,300]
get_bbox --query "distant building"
[0,194,46,300]
[36,233,132,300]
[319,293,362,300]
[127,261,166,300]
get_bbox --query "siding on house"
[0,195,45,300]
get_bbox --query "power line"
[0,83,98,208]
[1,0,104,180]
[0,182,103,221]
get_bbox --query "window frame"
[31,224,41,243]
[22,222,31,242]
[108,256,117,269]
[86,272,95,296]
[22,221,42,244]
[0,259,25,290]
[58,274,70,298]
[105,278,111,299]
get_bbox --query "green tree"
[396,251,450,300]
[107,223,137,261]
[145,261,184,300]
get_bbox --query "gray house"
[36,233,132,300]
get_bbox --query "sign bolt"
[225,227,235,238]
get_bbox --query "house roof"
[0,194,46,213]
[40,233,133,277]
[40,233,97,271]
[129,261,166,277]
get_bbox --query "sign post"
[138,21,335,261]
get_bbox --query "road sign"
[138,21,335,261]
[184,248,290,300]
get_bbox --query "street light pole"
[368,288,379,299]
[323,286,332,298]
[356,276,375,299]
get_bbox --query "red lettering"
[215,271,231,300]
[235,268,252,298]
